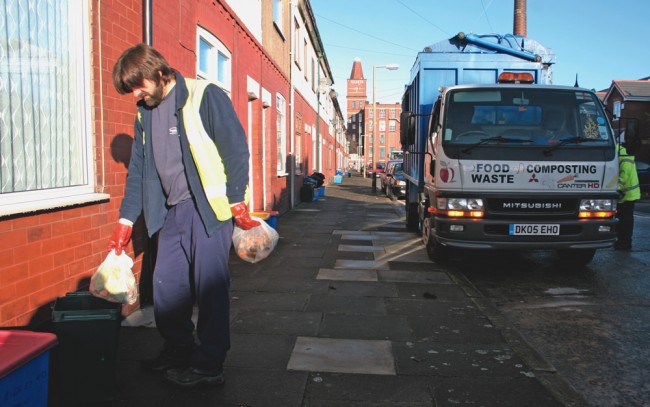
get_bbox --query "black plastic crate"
[50,292,122,406]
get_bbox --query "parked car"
[380,159,402,194]
[366,161,386,178]
[386,162,406,200]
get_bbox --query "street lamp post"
[357,134,368,178]
[371,63,399,192]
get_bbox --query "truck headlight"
[437,197,484,211]
[578,199,617,218]
[579,199,616,211]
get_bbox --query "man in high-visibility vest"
[109,44,259,387]
[615,143,641,250]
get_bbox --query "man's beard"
[143,83,164,107]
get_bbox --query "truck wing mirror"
[400,111,416,146]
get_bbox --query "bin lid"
[0,330,57,378]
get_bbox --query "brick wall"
[0,0,303,327]
[0,0,144,326]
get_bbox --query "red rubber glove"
[231,202,260,230]
[108,221,132,255]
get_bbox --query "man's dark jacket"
[119,72,250,237]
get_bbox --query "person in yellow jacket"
[109,44,259,387]
[615,143,641,250]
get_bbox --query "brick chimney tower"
[346,58,367,156]
[513,0,527,37]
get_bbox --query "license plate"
[509,224,560,236]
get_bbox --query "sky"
[310,0,650,114]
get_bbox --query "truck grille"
[487,198,577,218]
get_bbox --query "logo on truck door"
[471,163,514,184]
[439,161,455,183]
[467,162,600,189]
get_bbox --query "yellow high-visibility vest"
[183,79,250,220]
[138,79,249,221]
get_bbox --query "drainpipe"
[143,0,152,44]
[316,54,322,173]
[289,0,295,207]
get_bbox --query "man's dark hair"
[112,43,176,94]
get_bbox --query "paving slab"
[303,373,435,405]
[305,294,387,315]
[231,310,322,336]
[378,270,452,284]
[319,314,412,341]
[338,244,385,252]
[324,281,399,298]
[316,268,378,281]
[287,337,395,375]
[334,259,389,270]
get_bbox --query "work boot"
[164,366,225,387]
[140,343,193,372]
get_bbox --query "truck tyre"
[422,215,448,263]
[556,249,596,267]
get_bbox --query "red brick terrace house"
[0,0,341,327]
[602,79,650,163]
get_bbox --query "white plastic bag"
[90,249,138,305]
[232,216,279,263]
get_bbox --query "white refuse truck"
[400,33,619,266]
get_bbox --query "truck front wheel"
[422,215,448,263]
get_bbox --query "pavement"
[68,173,589,407]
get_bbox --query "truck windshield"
[442,88,613,152]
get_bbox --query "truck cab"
[416,76,619,265]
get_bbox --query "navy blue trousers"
[616,200,635,247]
[153,199,233,370]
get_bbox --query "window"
[311,58,316,92]
[380,147,386,158]
[197,27,232,94]
[276,94,287,173]
[359,101,364,109]
[613,100,621,120]
[294,113,304,174]
[379,121,386,132]
[351,100,356,109]
[273,0,283,33]
[379,134,385,144]
[389,122,396,132]
[303,40,308,78]
[390,109,396,119]
[379,109,386,119]
[293,19,301,67]
[0,1,95,214]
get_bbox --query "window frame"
[276,94,287,174]
[613,100,621,121]
[196,27,232,94]
[0,1,104,216]
[293,18,301,68]
[273,0,283,34]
